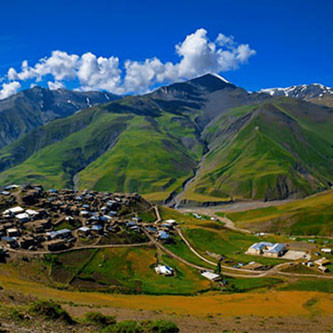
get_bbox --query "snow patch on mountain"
[260,83,333,99]
[211,73,230,83]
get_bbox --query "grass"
[222,190,333,236]
[1,96,332,203]
[183,99,333,202]
[280,279,333,293]
[181,227,285,266]
[160,206,285,267]
[77,115,198,197]
[45,247,210,295]
[225,277,282,292]
[54,219,81,231]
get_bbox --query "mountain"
[0,74,331,205]
[0,86,121,148]
[179,98,333,204]
[260,83,333,107]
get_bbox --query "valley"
[0,185,332,332]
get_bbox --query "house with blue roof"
[158,230,170,240]
[247,242,286,257]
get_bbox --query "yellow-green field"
[220,190,333,235]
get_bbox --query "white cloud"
[48,81,65,90]
[3,28,256,96]
[77,52,121,92]
[0,81,21,100]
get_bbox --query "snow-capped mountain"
[260,83,333,107]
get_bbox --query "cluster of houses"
[0,184,153,253]
[247,242,287,258]
[247,241,332,273]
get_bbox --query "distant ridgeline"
[0,74,332,205]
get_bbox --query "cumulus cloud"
[77,52,121,92]
[8,51,78,82]
[2,28,256,97]
[0,81,21,100]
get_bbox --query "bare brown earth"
[66,305,333,333]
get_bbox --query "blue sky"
[0,0,332,98]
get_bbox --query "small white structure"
[155,265,173,276]
[201,271,221,281]
[16,213,30,223]
[26,209,38,217]
[3,206,24,216]
[321,248,332,254]
[164,219,177,226]
[7,228,19,237]
[318,265,329,273]
[4,185,19,190]
[78,226,90,236]
[314,257,330,266]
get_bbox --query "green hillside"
[221,190,333,236]
[0,92,204,200]
[0,86,120,149]
[181,99,333,202]
[0,75,332,204]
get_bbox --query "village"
[0,184,332,283]
[0,184,176,256]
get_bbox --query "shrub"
[142,319,179,333]
[9,308,25,321]
[84,311,116,327]
[102,320,142,333]
[29,300,74,324]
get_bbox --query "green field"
[181,227,286,266]
[44,247,211,295]
[160,206,286,267]
[220,190,333,235]
[280,279,333,293]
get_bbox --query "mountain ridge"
[0,86,121,148]
[260,83,333,107]
[0,74,332,205]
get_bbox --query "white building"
[201,271,221,281]
[16,213,30,223]
[164,219,177,226]
[247,242,286,257]
[155,265,173,276]
[26,209,38,217]
[3,206,24,216]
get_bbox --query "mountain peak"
[187,73,235,92]
[210,73,230,83]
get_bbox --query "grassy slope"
[42,247,211,295]
[0,96,332,203]
[222,190,333,235]
[0,107,202,198]
[77,114,202,201]
[183,100,333,202]
[159,206,288,267]
[0,112,131,188]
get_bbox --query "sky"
[0,0,332,99]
